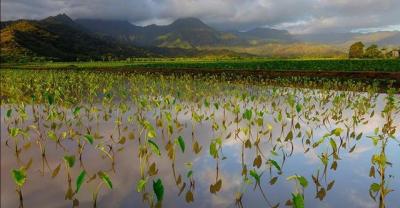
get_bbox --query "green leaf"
[148,140,161,156]
[287,175,308,188]
[75,170,86,193]
[153,179,164,202]
[285,131,293,141]
[73,107,81,116]
[215,137,222,146]
[204,99,210,107]
[329,138,337,152]
[268,159,281,172]
[249,169,261,184]
[11,168,26,187]
[374,128,379,135]
[331,128,343,136]
[136,179,147,193]
[313,137,326,148]
[214,102,219,110]
[277,111,282,122]
[356,133,363,140]
[370,183,380,192]
[298,176,308,188]
[47,130,58,141]
[296,103,302,113]
[46,93,54,105]
[99,171,112,189]
[63,155,76,168]
[6,109,12,118]
[84,134,94,145]
[10,128,20,137]
[243,109,252,120]
[209,141,218,158]
[292,193,305,208]
[369,136,379,146]
[187,170,193,178]
[256,118,263,126]
[147,130,156,139]
[176,136,185,153]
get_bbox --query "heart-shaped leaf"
[292,193,304,208]
[63,155,76,168]
[11,168,26,187]
[153,179,164,202]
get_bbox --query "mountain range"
[1,14,399,62]
[75,17,296,48]
[1,15,153,62]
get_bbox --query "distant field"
[1,58,400,72]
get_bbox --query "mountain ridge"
[1,16,154,62]
[1,14,399,62]
[76,17,247,47]
[75,17,297,47]
[1,15,250,62]
[75,16,399,47]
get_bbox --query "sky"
[1,0,399,34]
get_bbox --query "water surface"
[1,71,399,208]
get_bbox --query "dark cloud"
[1,0,399,33]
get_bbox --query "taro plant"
[368,89,398,208]
[286,175,308,208]
[93,171,113,208]
[11,167,27,208]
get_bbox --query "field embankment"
[1,59,399,81]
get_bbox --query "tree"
[364,44,383,58]
[349,41,364,58]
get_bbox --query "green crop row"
[2,58,399,72]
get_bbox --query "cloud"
[1,0,399,34]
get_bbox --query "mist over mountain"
[233,28,294,43]
[294,31,400,46]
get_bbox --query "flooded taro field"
[1,70,399,208]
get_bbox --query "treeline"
[349,42,399,59]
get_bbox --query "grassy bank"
[1,58,400,72]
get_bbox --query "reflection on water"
[1,71,399,208]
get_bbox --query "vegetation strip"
[2,59,400,72]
